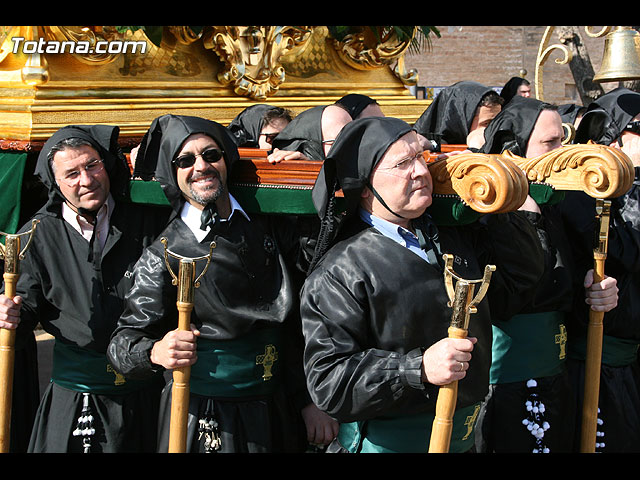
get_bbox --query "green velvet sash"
[337,402,482,453]
[490,311,567,384]
[189,328,283,398]
[51,341,153,395]
[568,334,640,368]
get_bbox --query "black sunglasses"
[173,148,224,169]
[624,120,640,135]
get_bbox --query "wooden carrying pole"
[580,199,611,453]
[161,238,215,453]
[0,220,38,453]
[428,255,495,453]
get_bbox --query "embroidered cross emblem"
[555,324,567,360]
[107,364,126,386]
[256,344,278,381]
[461,405,481,441]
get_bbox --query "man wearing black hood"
[300,116,545,453]
[0,125,170,452]
[107,114,337,452]
[227,104,293,150]
[413,81,503,153]
[474,96,619,453]
[560,87,640,452]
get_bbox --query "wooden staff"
[0,220,38,453]
[580,199,611,453]
[161,237,215,453]
[429,254,495,453]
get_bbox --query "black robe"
[8,125,170,453]
[301,212,544,453]
[107,114,311,453]
[562,87,640,452]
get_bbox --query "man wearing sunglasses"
[0,125,171,452]
[108,114,337,452]
[560,87,640,452]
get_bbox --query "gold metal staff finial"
[160,237,216,454]
[429,254,495,454]
[0,218,39,453]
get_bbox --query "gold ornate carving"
[202,26,312,100]
[331,26,415,71]
[503,142,635,199]
[428,152,530,213]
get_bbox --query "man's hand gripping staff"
[0,219,38,453]
[428,254,495,453]
[159,237,215,454]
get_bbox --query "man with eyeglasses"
[300,116,545,452]
[559,87,640,452]
[108,114,338,452]
[0,125,171,452]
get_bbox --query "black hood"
[35,124,130,213]
[132,114,240,211]
[271,105,327,161]
[414,81,496,145]
[227,104,276,148]
[335,93,378,119]
[312,116,413,221]
[575,87,640,145]
[500,76,529,105]
[480,96,550,156]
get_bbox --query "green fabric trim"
[568,334,640,367]
[126,180,483,225]
[529,183,565,206]
[51,340,154,395]
[229,184,317,215]
[427,196,482,226]
[338,402,482,453]
[126,180,170,206]
[490,312,567,384]
[190,328,283,398]
[0,151,27,235]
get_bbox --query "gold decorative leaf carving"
[503,142,635,199]
[202,26,312,100]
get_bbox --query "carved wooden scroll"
[502,142,635,199]
[427,152,529,214]
[231,148,529,214]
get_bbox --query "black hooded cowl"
[575,87,640,145]
[480,95,550,156]
[35,124,132,214]
[132,114,240,212]
[227,104,277,148]
[334,93,378,120]
[499,76,529,105]
[413,81,496,146]
[270,105,327,161]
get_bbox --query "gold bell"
[594,26,640,83]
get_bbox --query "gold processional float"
[0,26,637,454]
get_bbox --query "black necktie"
[200,203,218,231]
[413,214,444,269]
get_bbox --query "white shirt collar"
[61,194,114,249]
[180,193,250,242]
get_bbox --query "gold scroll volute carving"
[503,142,635,199]
[202,26,312,101]
[428,152,530,214]
[332,26,415,71]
